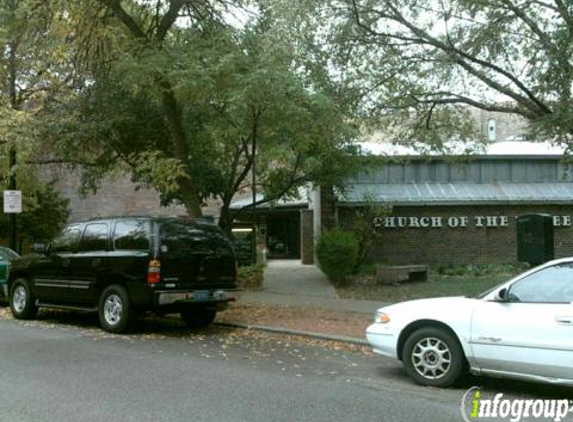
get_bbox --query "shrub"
[435,263,529,278]
[316,229,359,284]
[237,264,265,290]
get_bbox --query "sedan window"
[508,264,573,303]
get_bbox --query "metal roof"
[340,182,573,205]
[359,141,565,158]
[230,193,308,210]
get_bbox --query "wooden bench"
[375,265,428,285]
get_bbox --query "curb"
[214,321,369,346]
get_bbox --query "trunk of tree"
[160,85,203,218]
[218,199,233,234]
[178,178,203,217]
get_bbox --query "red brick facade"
[338,204,573,265]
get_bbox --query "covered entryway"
[266,211,301,259]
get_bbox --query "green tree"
[0,182,70,250]
[43,0,256,217]
[297,0,573,147]
[0,0,75,250]
[41,2,358,231]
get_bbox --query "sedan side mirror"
[32,243,47,254]
[495,287,508,302]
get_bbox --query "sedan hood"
[377,296,478,324]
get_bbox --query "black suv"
[8,216,240,333]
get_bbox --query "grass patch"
[336,264,529,303]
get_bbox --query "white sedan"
[366,258,573,387]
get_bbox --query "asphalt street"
[0,314,572,422]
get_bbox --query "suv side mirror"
[32,243,47,254]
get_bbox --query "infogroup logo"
[460,387,572,422]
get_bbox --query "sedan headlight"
[374,311,390,324]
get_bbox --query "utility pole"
[251,135,257,265]
[7,0,18,252]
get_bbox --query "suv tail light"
[147,259,161,284]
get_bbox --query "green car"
[0,246,19,297]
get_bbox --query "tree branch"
[412,92,538,118]
[156,0,186,41]
[97,0,148,40]
[554,0,573,36]
[24,158,101,167]
[231,144,253,195]
[498,0,554,51]
[380,1,552,116]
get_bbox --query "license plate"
[194,290,210,301]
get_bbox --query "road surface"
[0,311,571,422]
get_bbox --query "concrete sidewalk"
[239,291,384,315]
[237,260,387,315]
[260,260,338,298]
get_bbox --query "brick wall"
[338,204,573,266]
[300,209,314,264]
[320,186,336,230]
[42,166,220,222]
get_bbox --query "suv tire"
[10,278,38,320]
[181,308,216,329]
[98,285,137,334]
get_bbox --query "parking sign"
[3,190,22,213]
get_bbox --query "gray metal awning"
[339,182,573,205]
[230,193,308,210]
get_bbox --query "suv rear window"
[159,219,232,257]
[113,220,150,251]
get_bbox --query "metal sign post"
[3,190,22,251]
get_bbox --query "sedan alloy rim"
[411,336,451,380]
[103,294,123,326]
[13,285,26,313]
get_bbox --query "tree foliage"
[40,1,358,229]
[0,182,70,250]
[0,0,73,250]
[296,0,573,148]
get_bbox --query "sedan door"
[470,263,573,381]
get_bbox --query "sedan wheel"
[411,336,451,380]
[403,327,465,387]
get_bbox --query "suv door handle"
[92,258,102,268]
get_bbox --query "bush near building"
[316,229,359,284]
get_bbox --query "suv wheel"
[10,278,38,320]
[181,308,216,329]
[98,285,136,334]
